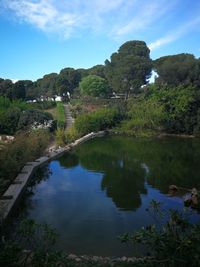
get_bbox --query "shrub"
[74,108,120,136]
[120,200,200,267]
[55,128,66,146]
[0,107,21,135]
[17,109,54,131]
[118,98,165,136]
[0,130,50,195]
[65,126,80,143]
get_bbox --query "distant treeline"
[1,40,200,101]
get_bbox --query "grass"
[45,102,66,129]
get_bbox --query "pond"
[18,136,200,256]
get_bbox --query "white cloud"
[2,0,176,39]
[3,0,199,45]
[2,0,83,38]
[116,1,174,36]
[149,16,200,51]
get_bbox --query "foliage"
[55,128,66,146]
[120,200,200,267]
[74,108,120,136]
[56,102,65,128]
[17,109,54,131]
[105,40,152,99]
[154,53,200,87]
[0,97,56,135]
[0,107,21,135]
[118,97,164,136]
[56,67,81,96]
[65,126,80,143]
[146,84,200,134]
[87,64,106,78]
[0,219,62,267]
[12,81,26,100]
[36,73,57,98]
[31,101,56,110]
[80,75,110,97]
[0,130,50,195]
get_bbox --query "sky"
[1,0,200,81]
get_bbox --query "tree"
[79,75,110,97]
[56,68,81,96]
[0,79,13,99]
[0,107,21,135]
[105,40,152,99]
[87,64,106,78]
[154,53,200,87]
[12,81,26,100]
[36,73,57,98]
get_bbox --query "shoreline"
[0,131,106,225]
[1,129,199,224]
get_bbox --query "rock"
[191,188,198,196]
[67,254,77,260]
[169,185,178,191]
[121,256,127,261]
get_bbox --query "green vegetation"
[0,97,56,135]
[74,108,120,136]
[1,205,200,267]
[118,98,164,136]
[1,40,200,138]
[0,130,50,195]
[80,75,110,97]
[105,40,152,99]
[55,128,66,146]
[120,200,200,267]
[56,102,65,129]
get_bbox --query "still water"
[20,136,200,256]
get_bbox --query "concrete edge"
[0,131,107,225]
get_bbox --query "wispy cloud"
[116,1,175,36]
[149,16,200,51]
[2,0,82,38]
[1,0,176,39]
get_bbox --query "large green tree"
[56,68,81,96]
[154,53,200,86]
[12,81,26,100]
[0,79,13,99]
[87,64,106,78]
[79,75,110,97]
[105,40,152,99]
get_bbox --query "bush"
[31,101,56,110]
[0,107,21,135]
[0,130,50,195]
[65,126,80,143]
[55,128,66,146]
[74,108,120,136]
[17,109,54,131]
[120,200,200,267]
[118,98,164,136]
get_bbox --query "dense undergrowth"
[0,129,51,195]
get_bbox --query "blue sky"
[1,0,200,81]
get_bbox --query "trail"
[64,104,74,129]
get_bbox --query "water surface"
[20,136,200,256]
